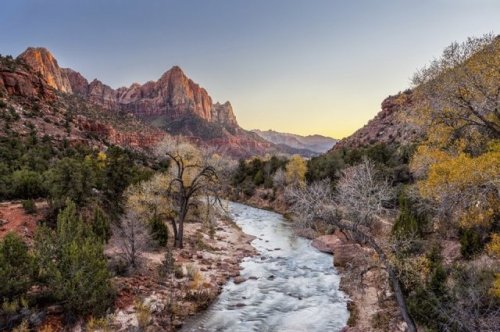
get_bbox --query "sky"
[1,1,499,138]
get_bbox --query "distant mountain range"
[253,130,337,155]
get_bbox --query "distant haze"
[1,1,499,138]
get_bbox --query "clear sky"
[1,1,499,138]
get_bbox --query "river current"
[181,202,349,332]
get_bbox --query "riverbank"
[105,214,257,331]
[233,191,405,331]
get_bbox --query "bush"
[0,233,33,300]
[149,214,169,247]
[34,201,114,317]
[21,199,37,214]
[11,169,45,198]
[91,206,111,243]
[459,227,484,259]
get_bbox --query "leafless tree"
[288,161,417,332]
[114,210,151,269]
[336,158,393,227]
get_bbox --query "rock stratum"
[15,47,276,157]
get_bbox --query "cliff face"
[333,90,420,150]
[16,47,271,157]
[18,47,73,93]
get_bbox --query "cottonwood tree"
[288,160,417,332]
[411,34,500,149]
[156,138,219,248]
[285,154,307,186]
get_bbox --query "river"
[181,202,349,332]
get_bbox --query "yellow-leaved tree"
[285,154,307,187]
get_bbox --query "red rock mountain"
[17,47,272,156]
[333,90,421,150]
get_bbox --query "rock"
[233,276,246,284]
[333,243,362,268]
[311,234,344,254]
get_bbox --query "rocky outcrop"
[18,47,72,93]
[212,101,238,128]
[61,68,89,96]
[0,69,55,101]
[334,90,420,150]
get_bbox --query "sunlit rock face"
[18,47,73,93]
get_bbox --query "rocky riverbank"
[233,192,405,331]
[312,234,406,331]
[104,215,257,331]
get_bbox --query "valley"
[0,4,499,331]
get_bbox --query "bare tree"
[288,161,417,332]
[156,138,219,249]
[336,158,393,226]
[114,211,151,269]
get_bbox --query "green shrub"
[34,201,114,317]
[21,199,37,214]
[11,169,45,198]
[91,206,111,243]
[459,227,484,259]
[0,233,33,300]
[149,214,169,247]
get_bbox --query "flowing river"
[181,202,349,332]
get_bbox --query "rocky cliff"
[333,90,420,150]
[0,54,165,150]
[18,47,73,93]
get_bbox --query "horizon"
[1,1,499,138]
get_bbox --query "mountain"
[332,90,421,150]
[0,53,165,149]
[253,129,337,155]
[17,47,273,157]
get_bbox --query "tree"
[11,168,45,198]
[0,233,33,300]
[34,201,114,317]
[114,210,151,269]
[156,138,219,248]
[288,161,417,332]
[43,157,95,207]
[336,158,393,226]
[285,154,307,186]
[411,34,500,148]
[125,173,174,247]
[91,205,111,243]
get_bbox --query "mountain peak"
[18,47,72,93]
